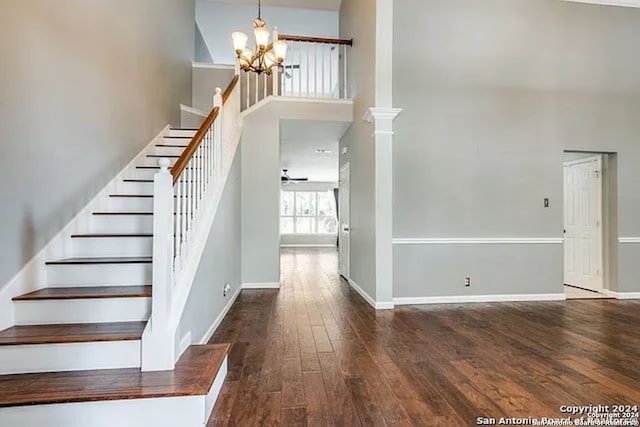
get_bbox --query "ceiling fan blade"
[290,178,309,181]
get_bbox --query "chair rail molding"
[619,237,640,243]
[393,237,564,245]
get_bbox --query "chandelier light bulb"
[254,25,270,50]
[273,40,288,62]
[232,32,248,53]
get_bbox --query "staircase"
[0,74,240,425]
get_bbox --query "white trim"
[394,293,567,305]
[192,63,235,70]
[0,126,170,331]
[619,237,640,243]
[346,278,394,310]
[561,0,640,8]
[602,290,640,299]
[363,107,402,123]
[239,95,353,117]
[242,282,280,289]
[393,237,564,245]
[280,244,336,248]
[180,104,207,118]
[199,285,242,345]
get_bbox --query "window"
[280,190,338,234]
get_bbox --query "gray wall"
[393,0,640,297]
[339,0,378,299]
[192,66,235,112]
[0,0,195,288]
[177,146,241,348]
[195,22,214,63]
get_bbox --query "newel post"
[272,27,280,97]
[141,157,176,371]
[214,88,223,177]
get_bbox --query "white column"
[364,107,402,310]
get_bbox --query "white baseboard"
[603,290,640,300]
[199,285,242,345]
[394,293,567,305]
[346,278,394,310]
[242,282,280,289]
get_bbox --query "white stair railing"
[142,75,240,371]
[241,33,352,110]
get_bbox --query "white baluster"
[321,43,325,97]
[213,88,223,178]
[329,45,333,99]
[272,27,280,97]
[343,44,348,99]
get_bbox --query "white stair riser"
[167,129,197,137]
[72,237,152,257]
[0,394,204,427]
[108,197,154,211]
[46,263,151,286]
[0,340,140,375]
[148,146,186,156]
[15,298,150,325]
[90,215,153,233]
[115,181,154,194]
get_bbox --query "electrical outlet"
[465,277,471,287]
[223,283,232,297]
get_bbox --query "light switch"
[544,198,550,208]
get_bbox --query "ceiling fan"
[281,169,308,184]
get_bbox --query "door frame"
[339,163,351,279]
[563,154,605,292]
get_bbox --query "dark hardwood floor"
[208,248,640,426]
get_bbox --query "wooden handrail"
[222,75,239,104]
[170,74,239,184]
[279,34,353,46]
[171,107,219,184]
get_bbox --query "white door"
[339,163,350,278]
[563,156,603,292]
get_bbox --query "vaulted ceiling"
[209,0,342,12]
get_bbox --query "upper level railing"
[143,74,240,371]
[240,34,352,110]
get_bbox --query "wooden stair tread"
[71,233,153,238]
[0,344,228,407]
[13,286,152,301]
[0,322,146,346]
[155,144,189,148]
[123,179,153,183]
[170,127,198,131]
[46,257,152,265]
[163,136,192,139]
[147,154,180,158]
[93,211,153,216]
[110,194,153,198]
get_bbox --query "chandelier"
[231,0,288,75]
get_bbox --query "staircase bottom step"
[0,344,229,427]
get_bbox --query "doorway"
[563,152,616,299]
[338,163,350,279]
